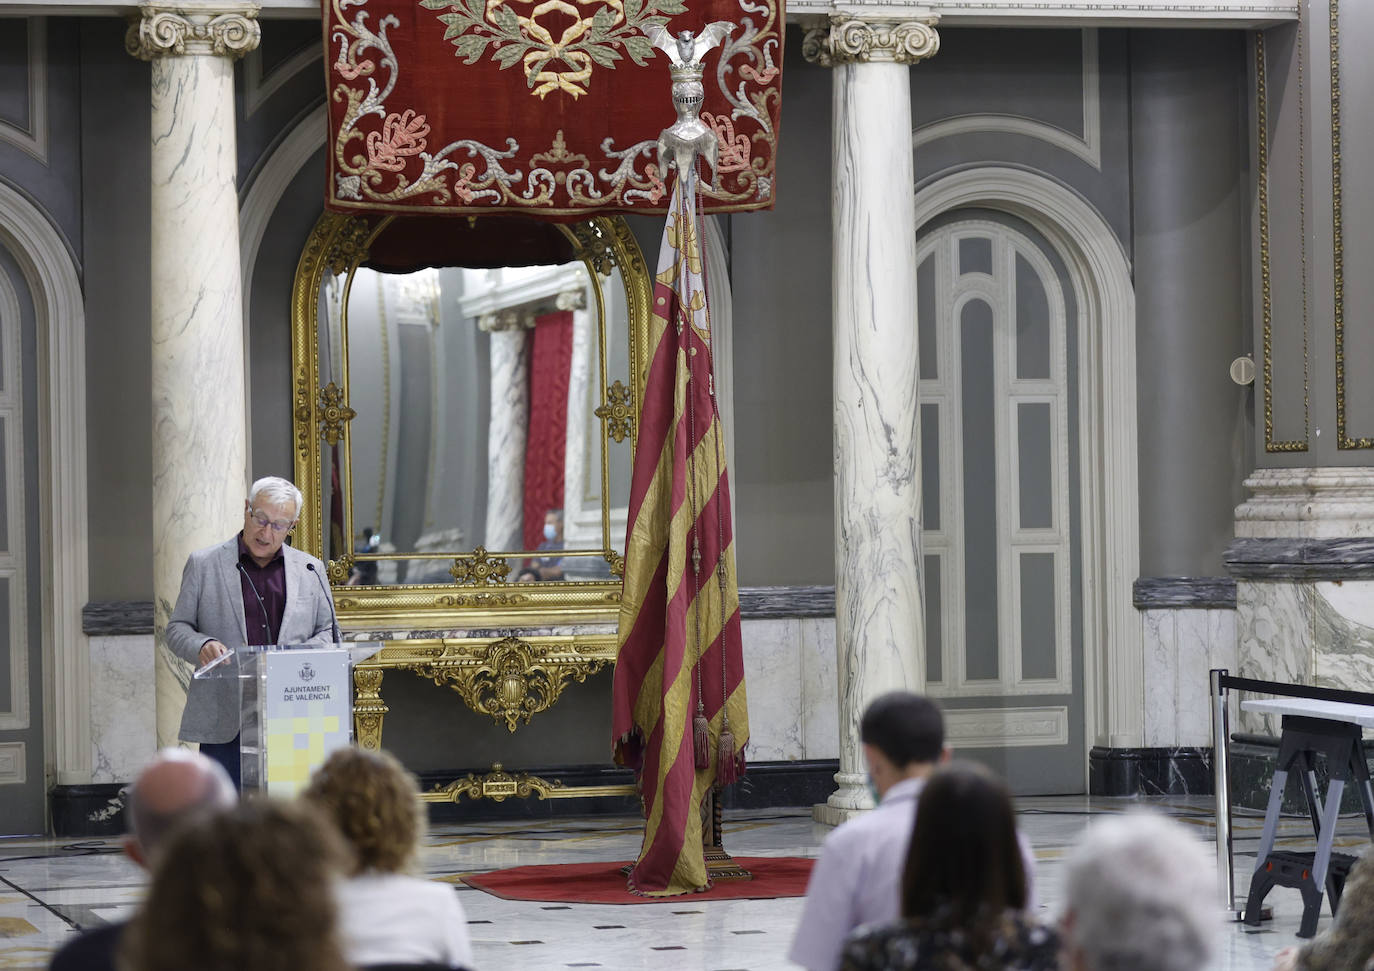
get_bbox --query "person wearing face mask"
[164,476,337,788]
[789,692,951,971]
[534,507,565,580]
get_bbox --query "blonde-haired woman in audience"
[304,745,474,970]
[1272,847,1374,971]
[119,798,350,971]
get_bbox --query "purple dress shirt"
[236,534,286,646]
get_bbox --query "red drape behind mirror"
[523,310,574,549]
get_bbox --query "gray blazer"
[165,537,336,743]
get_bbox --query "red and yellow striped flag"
[611,180,748,896]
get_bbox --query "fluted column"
[482,312,534,551]
[804,12,938,824]
[128,1,259,748]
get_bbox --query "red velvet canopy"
[322,0,783,218]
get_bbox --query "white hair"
[247,476,303,519]
[1063,811,1219,971]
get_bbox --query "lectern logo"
[299,662,316,682]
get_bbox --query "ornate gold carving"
[326,217,375,276]
[317,382,356,446]
[570,220,617,276]
[293,364,313,458]
[421,762,637,803]
[449,546,511,585]
[802,14,939,67]
[595,379,635,442]
[414,635,610,731]
[1257,30,1309,453]
[125,2,261,60]
[327,552,355,586]
[352,666,388,750]
[605,549,626,577]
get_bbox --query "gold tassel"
[693,713,710,769]
[716,729,737,785]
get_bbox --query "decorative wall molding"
[1132,576,1237,610]
[0,182,90,786]
[82,601,155,636]
[912,167,1141,749]
[15,0,1303,27]
[0,19,48,164]
[125,1,262,60]
[1234,466,1374,538]
[913,28,1100,169]
[1255,29,1309,452]
[738,585,836,618]
[0,741,25,785]
[1225,537,1374,579]
[242,42,320,118]
[801,13,940,66]
[0,268,29,732]
[944,705,1069,747]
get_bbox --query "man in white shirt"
[789,692,948,971]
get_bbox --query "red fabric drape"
[322,0,784,217]
[522,311,574,549]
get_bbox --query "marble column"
[482,312,533,550]
[560,289,594,548]
[128,1,259,748]
[803,12,939,824]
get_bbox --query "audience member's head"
[124,747,236,868]
[303,745,425,876]
[859,691,946,796]
[121,798,350,971]
[1061,811,1218,971]
[901,761,1027,926]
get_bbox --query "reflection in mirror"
[310,218,637,588]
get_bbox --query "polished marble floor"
[1,795,1368,970]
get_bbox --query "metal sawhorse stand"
[1240,699,1374,938]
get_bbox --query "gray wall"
[728,26,835,587]
[1130,30,1253,576]
[81,18,153,600]
[12,17,1266,593]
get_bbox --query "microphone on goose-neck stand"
[306,562,342,645]
[236,561,273,646]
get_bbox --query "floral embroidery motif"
[325,0,782,214]
[420,0,686,100]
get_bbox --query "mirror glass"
[297,215,643,599]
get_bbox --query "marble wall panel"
[1311,581,1374,694]
[799,617,839,760]
[1142,607,1237,747]
[1235,580,1314,734]
[89,635,156,784]
[739,618,804,762]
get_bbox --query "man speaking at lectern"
[165,476,337,787]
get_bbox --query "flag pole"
[645,19,753,885]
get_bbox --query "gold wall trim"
[1330,0,1371,448]
[421,763,637,803]
[1258,28,1310,452]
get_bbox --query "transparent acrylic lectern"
[193,643,382,796]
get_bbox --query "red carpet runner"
[462,856,813,905]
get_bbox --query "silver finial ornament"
[642,21,735,189]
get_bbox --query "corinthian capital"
[126,1,261,60]
[802,13,939,67]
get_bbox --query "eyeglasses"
[249,509,295,533]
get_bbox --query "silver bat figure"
[642,21,735,189]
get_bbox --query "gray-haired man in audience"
[48,749,237,971]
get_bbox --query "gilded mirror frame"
[290,212,650,629]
